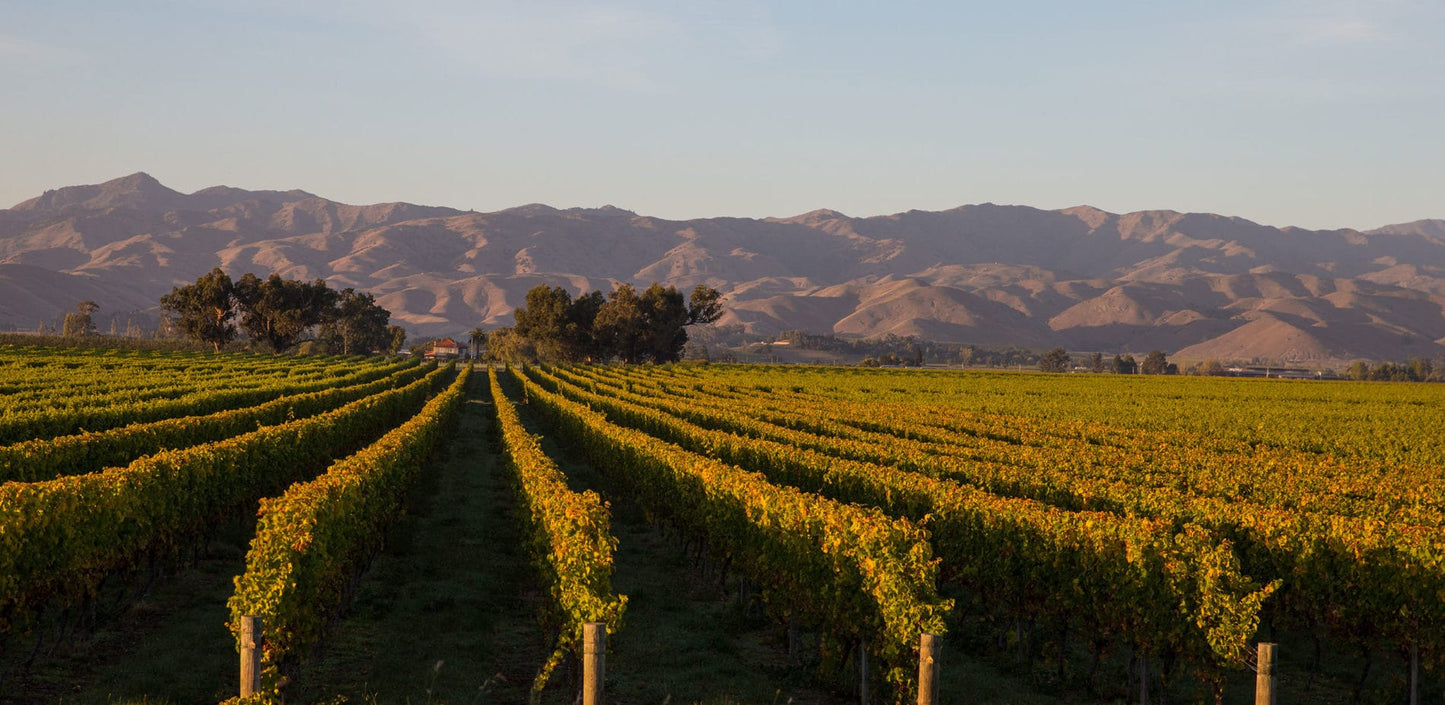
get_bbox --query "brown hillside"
[2,173,1443,361]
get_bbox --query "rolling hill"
[3,172,1443,362]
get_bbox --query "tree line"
[1345,358,1444,382]
[1038,349,1178,374]
[768,330,1046,368]
[160,268,404,354]
[484,282,722,364]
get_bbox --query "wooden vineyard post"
[583,622,605,705]
[1409,642,1419,705]
[859,637,869,705]
[1139,653,1149,705]
[1255,642,1276,705]
[240,615,262,698]
[917,633,940,705]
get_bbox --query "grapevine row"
[522,365,1274,677]
[226,366,470,695]
[0,357,413,444]
[675,363,1445,468]
[0,364,450,633]
[511,366,951,698]
[576,366,1445,526]
[0,361,429,483]
[577,365,1445,663]
[488,368,626,695]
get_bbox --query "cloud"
[0,35,85,65]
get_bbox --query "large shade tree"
[318,288,392,355]
[514,285,607,362]
[235,273,337,353]
[595,283,650,364]
[507,281,725,364]
[160,268,237,352]
[160,268,398,355]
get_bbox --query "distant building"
[425,337,462,360]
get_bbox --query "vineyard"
[1,347,1442,704]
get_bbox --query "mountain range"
[3,172,1444,362]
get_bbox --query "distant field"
[3,352,1440,704]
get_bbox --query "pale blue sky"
[2,1,1440,230]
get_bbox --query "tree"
[1039,348,1070,373]
[1089,352,1105,373]
[1203,359,1225,376]
[62,301,99,337]
[512,285,603,362]
[386,325,407,356]
[595,284,649,364]
[513,285,573,360]
[1141,350,1169,375]
[1369,362,1408,382]
[468,327,487,360]
[160,268,237,352]
[1112,354,1138,375]
[687,285,724,326]
[641,283,690,363]
[566,290,606,361]
[235,273,336,353]
[505,281,724,364]
[485,326,536,364]
[319,288,391,355]
[1347,360,1371,381]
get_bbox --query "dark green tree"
[468,326,487,360]
[567,290,606,361]
[513,285,571,355]
[512,285,595,362]
[62,301,100,337]
[1089,352,1105,373]
[386,325,407,356]
[687,285,724,326]
[160,268,237,352]
[318,288,391,355]
[235,273,336,353]
[595,284,649,364]
[641,283,690,363]
[1112,354,1139,374]
[1141,350,1170,375]
[507,281,723,364]
[1038,348,1070,373]
[484,326,537,364]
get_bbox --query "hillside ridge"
[2,173,1443,361]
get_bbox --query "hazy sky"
[2,1,1441,230]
